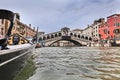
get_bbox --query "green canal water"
[14,47,120,80]
[14,52,36,80]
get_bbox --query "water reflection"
[28,47,120,80]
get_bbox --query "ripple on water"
[28,47,120,80]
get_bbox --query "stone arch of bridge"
[48,38,82,46]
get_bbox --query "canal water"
[28,47,120,80]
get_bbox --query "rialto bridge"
[38,27,94,46]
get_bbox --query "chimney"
[29,24,31,28]
[36,27,39,32]
[33,27,35,31]
[101,18,105,23]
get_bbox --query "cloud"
[0,0,120,33]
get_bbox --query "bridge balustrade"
[38,31,93,46]
[41,34,92,42]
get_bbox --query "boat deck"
[0,44,34,55]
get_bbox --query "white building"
[82,25,93,37]
[92,18,105,41]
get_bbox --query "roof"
[72,29,83,31]
[107,14,120,18]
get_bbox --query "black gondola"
[0,9,35,80]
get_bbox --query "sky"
[0,0,120,33]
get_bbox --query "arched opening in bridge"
[85,36,88,40]
[81,35,84,39]
[39,37,42,41]
[78,35,80,38]
[58,33,62,36]
[55,34,58,37]
[47,35,50,39]
[49,39,82,47]
[43,36,46,40]
[74,34,77,37]
[89,37,92,41]
[51,34,54,38]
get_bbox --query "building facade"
[0,13,37,38]
[0,13,37,44]
[99,22,108,40]
[72,29,83,34]
[82,25,93,37]
[107,14,120,44]
[12,13,37,38]
[0,19,11,39]
[98,14,120,45]
[92,18,105,41]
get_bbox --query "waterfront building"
[0,19,10,39]
[37,32,45,40]
[99,22,108,40]
[0,13,37,44]
[99,14,120,45]
[92,18,105,41]
[107,14,120,40]
[72,29,83,34]
[82,25,93,37]
[12,13,36,38]
[38,32,45,35]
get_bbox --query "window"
[2,19,4,24]
[104,29,108,34]
[119,23,120,26]
[99,34,101,37]
[114,29,120,34]
[114,23,120,27]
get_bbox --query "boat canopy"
[0,9,14,21]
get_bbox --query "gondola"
[0,9,35,80]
